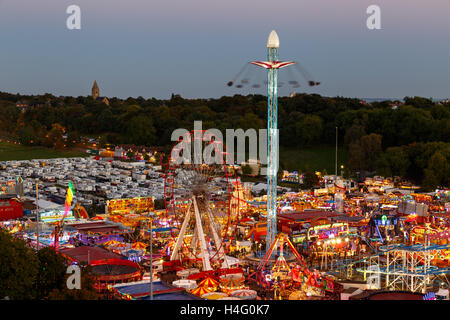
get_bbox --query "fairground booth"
[0,195,23,222]
[277,210,343,245]
[68,221,127,245]
[61,246,143,292]
[106,196,154,215]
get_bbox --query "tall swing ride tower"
[251,31,295,251]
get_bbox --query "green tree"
[18,126,35,145]
[404,96,434,109]
[347,140,365,172]
[123,116,157,146]
[344,121,366,149]
[426,151,448,188]
[296,115,323,146]
[45,123,66,149]
[423,169,439,191]
[361,133,383,170]
[377,146,410,178]
[67,130,81,147]
[347,133,382,172]
[35,247,67,299]
[0,230,38,299]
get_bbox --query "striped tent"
[198,277,219,289]
[190,286,212,296]
[220,278,245,293]
[230,289,258,300]
[132,242,148,249]
[104,240,120,246]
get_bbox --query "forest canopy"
[1,92,449,189]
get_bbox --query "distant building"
[16,100,30,112]
[91,80,109,105]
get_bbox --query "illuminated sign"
[281,171,299,184]
[40,210,75,223]
[107,197,154,215]
[411,226,450,241]
[307,223,349,240]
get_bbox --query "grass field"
[0,140,345,174]
[279,145,347,174]
[0,142,87,161]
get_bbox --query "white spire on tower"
[267,30,279,48]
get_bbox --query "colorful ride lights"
[316,237,349,246]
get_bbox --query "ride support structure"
[251,30,295,252]
[357,243,450,293]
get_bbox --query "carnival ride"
[356,243,450,293]
[52,182,75,251]
[248,233,305,287]
[163,130,240,274]
[74,203,89,219]
[368,213,401,243]
[248,232,342,299]
[227,31,320,253]
[89,258,143,292]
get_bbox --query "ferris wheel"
[163,130,240,271]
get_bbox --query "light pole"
[150,218,153,300]
[35,179,39,251]
[335,127,338,179]
[148,212,155,300]
[340,165,344,178]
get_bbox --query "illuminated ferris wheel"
[163,130,240,271]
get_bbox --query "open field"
[0,140,346,174]
[0,142,87,161]
[241,145,348,184]
[279,145,347,174]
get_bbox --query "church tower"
[92,80,100,100]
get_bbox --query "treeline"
[0,92,448,189]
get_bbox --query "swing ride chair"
[227,59,320,90]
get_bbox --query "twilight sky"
[0,0,449,100]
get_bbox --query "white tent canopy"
[172,279,198,290]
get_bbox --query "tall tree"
[347,133,382,172]
[0,230,38,299]
[35,247,67,299]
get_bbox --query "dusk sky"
[1,0,449,100]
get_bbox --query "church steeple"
[92,80,99,99]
